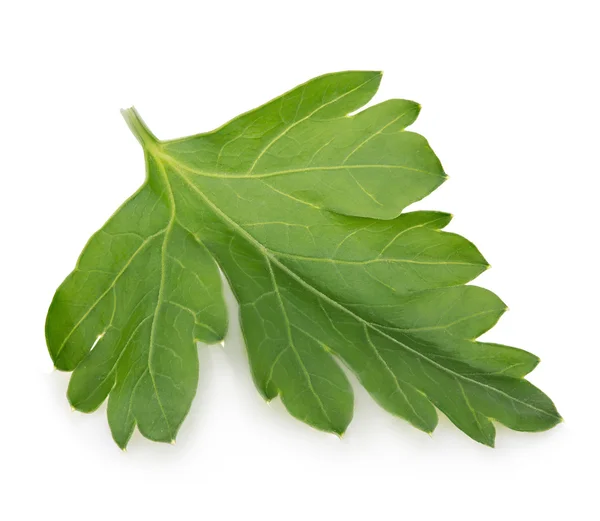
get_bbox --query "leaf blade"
[46,71,560,447]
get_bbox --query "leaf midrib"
[146,160,177,439]
[271,250,485,267]
[167,159,558,421]
[164,159,444,180]
[265,256,335,426]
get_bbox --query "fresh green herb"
[46,71,560,448]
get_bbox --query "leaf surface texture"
[46,71,560,447]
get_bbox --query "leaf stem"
[121,106,159,149]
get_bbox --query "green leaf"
[46,71,561,448]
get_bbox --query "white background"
[1,1,598,519]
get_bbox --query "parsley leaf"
[46,71,560,448]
